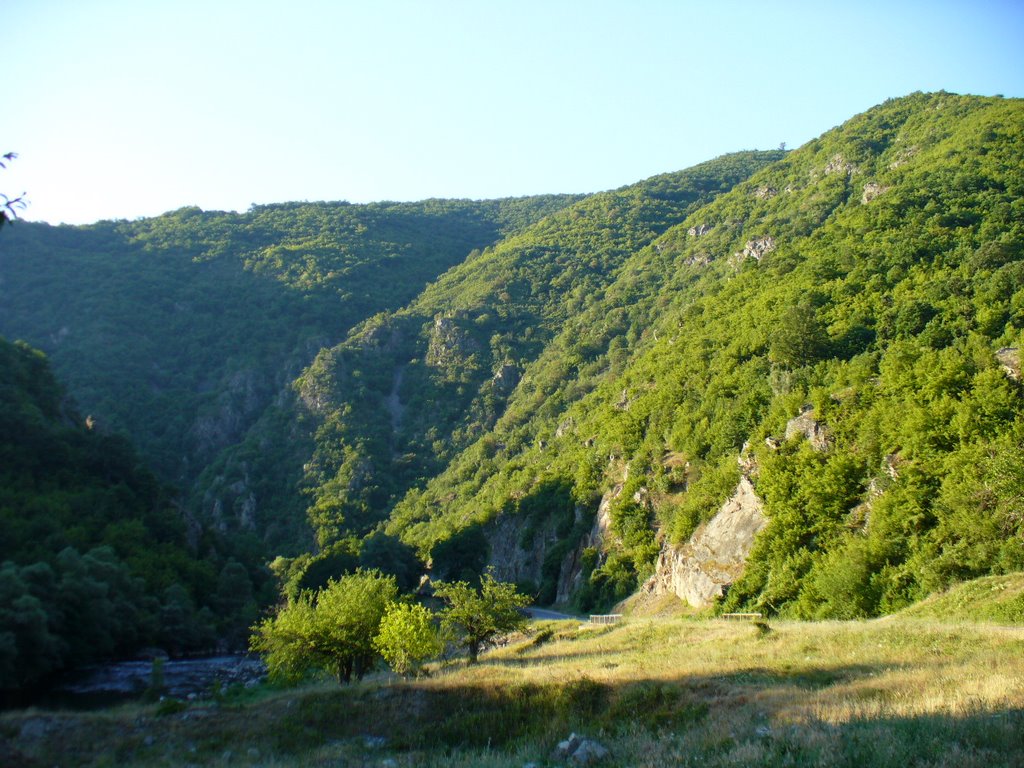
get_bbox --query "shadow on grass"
[5,664,1023,767]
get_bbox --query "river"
[35,654,266,710]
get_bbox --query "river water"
[37,655,266,710]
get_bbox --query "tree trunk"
[468,639,479,664]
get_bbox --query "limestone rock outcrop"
[733,235,776,265]
[644,476,767,608]
[861,181,888,204]
[996,347,1020,381]
[784,405,831,451]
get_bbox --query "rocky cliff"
[644,476,767,608]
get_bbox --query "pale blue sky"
[4,1,1023,224]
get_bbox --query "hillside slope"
[383,92,1024,615]
[287,152,784,561]
[3,92,1021,624]
[0,338,241,692]
[0,196,576,486]
[0,196,578,553]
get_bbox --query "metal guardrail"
[588,614,623,625]
[721,612,763,620]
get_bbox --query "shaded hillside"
[0,196,577,486]
[0,196,577,554]
[0,338,246,692]
[288,151,784,562]
[382,92,1024,614]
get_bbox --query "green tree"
[433,571,529,663]
[0,561,62,690]
[430,525,489,582]
[769,303,829,369]
[214,559,258,649]
[359,532,423,592]
[250,569,398,684]
[373,601,442,677]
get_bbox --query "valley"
[1,92,1022,740]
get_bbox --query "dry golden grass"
[4,614,1023,767]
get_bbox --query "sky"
[4,0,1023,225]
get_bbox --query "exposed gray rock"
[492,361,520,392]
[884,452,903,479]
[687,223,713,237]
[996,347,1020,381]
[570,739,610,765]
[487,513,551,587]
[614,388,633,410]
[861,182,888,204]
[353,319,403,353]
[734,236,776,265]
[824,154,857,176]
[239,492,257,530]
[644,476,768,608]
[847,487,876,531]
[556,475,625,603]
[190,368,268,461]
[383,365,406,434]
[888,145,918,169]
[737,442,758,477]
[552,733,610,765]
[18,716,55,740]
[588,480,621,551]
[784,405,831,451]
[426,313,480,368]
[553,733,583,759]
[754,186,778,200]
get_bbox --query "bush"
[250,569,398,684]
[433,571,530,663]
[373,602,442,676]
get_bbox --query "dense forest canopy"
[1,92,1022,693]
[380,92,1024,613]
[0,336,260,691]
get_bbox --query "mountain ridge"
[1,92,1021,655]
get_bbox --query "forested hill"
[2,91,1022,656]
[0,337,246,692]
[383,92,1024,614]
[289,150,784,561]
[0,195,578,490]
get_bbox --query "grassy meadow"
[4,577,1023,768]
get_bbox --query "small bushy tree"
[251,569,397,684]
[373,602,442,676]
[433,571,529,663]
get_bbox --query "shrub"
[373,602,442,676]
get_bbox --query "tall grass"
[4,613,1023,767]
